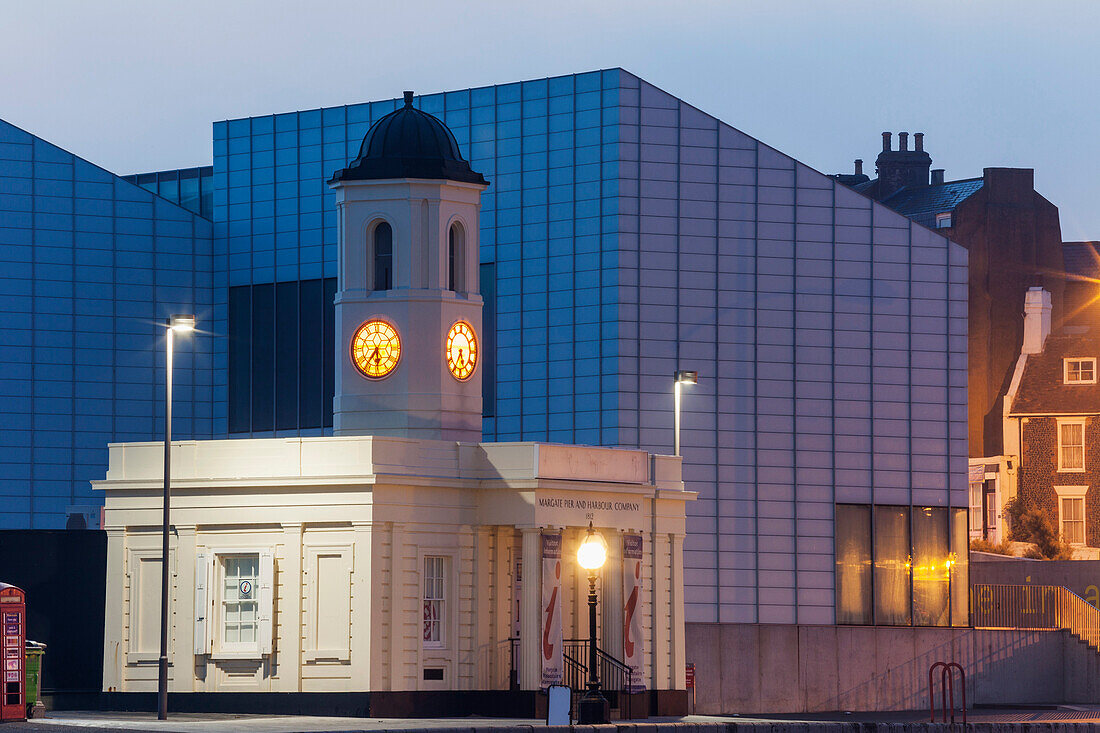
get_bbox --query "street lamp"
[673,370,698,457]
[576,522,609,724]
[159,314,195,720]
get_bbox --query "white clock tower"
[329,91,489,441]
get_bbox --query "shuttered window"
[193,550,274,658]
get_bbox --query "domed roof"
[330,91,488,186]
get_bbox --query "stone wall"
[686,623,1099,714]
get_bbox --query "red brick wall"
[1019,415,1099,545]
[951,170,1065,457]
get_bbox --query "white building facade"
[97,92,693,714]
[98,437,690,698]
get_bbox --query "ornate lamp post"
[673,370,698,456]
[576,522,609,724]
[158,314,195,720]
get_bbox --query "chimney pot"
[931,169,945,185]
[914,132,924,152]
[854,159,863,176]
[882,132,891,151]
[898,132,909,152]
[1022,287,1052,354]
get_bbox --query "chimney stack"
[854,159,863,176]
[931,169,945,185]
[914,132,924,152]
[1022,287,1052,354]
[874,129,933,199]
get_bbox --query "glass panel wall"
[912,506,950,627]
[122,166,213,218]
[835,504,872,625]
[873,505,911,625]
[836,503,970,626]
[229,278,336,433]
[951,508,970,626]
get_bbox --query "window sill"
[1058,469,1087,474]
[126,653,170,665]
[207,650,267,661]
[303,650,350,663]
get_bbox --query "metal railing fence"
[972,583,1100,649]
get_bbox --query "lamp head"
[169,314,196,333]
[577,522,608,571]
[675,370,698,385]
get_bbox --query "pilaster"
[350,522,372,690]
[669,532,686,688]
[102,528,125,691]
[651,529,671,690]
[271,523,302,692]
[173,525,196,691]
[601,531,624,665]
[519,527,542,690]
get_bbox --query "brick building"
[1001,287,1100,554]
[835,135,1065,459]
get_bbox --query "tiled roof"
[1010,329,1100,414]
[1063,242,1100,280]
[880,178,985,228]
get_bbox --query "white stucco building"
[97,91,693,716]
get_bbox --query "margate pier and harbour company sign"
[534,492,645,529]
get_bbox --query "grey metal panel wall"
[616,72,967,624]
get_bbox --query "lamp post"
[576,522,609,724]
[158,314,195,720]
[673,370,698,457]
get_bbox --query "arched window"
[373,221,392,291]
[448,222,464,292]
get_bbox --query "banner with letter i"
[540,531,563,689]
[622,533,646,692]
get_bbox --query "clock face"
[351,320,401,379]
[446,321,478,381]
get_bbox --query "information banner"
[622,533,645,692]
[540,532,563,689]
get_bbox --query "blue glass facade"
[0,119,215,528]
[213,70,623,445]
[122,166,214,219]
[0,69,968,624]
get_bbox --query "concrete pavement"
[10,709,1100,732]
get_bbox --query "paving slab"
[11,710,1100,733]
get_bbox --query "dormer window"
[935,212,952,229]
[1065,358,1097,385]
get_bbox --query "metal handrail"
[506,636,636,718]
[972,583,1100,650]
[563,638,634,719]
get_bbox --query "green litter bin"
[24,641,46,718]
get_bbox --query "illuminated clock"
[351,320,401,379]
[445,321,478,381]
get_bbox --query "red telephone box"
[0,583,26,722]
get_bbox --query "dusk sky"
[4,0,1097,240]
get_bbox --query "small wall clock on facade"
[351,320,401,379]
[446,321,478,381]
